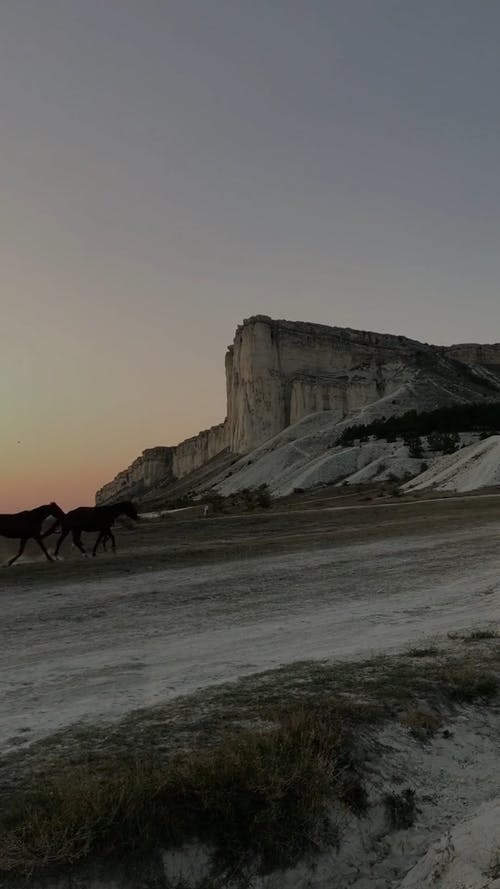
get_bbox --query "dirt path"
[2,515,499,754]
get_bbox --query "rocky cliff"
[227,316,433,452]
[96,316,500,504]
[96,426,228,505]
[442,342,500,367]
[172,421,228,478]
[96,447,174,504]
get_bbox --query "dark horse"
[0,502,65,566]
[46,501,139,557]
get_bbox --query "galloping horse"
[46,501,139,557]
[0,502,65,566]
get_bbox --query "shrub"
[426,430,459,454]
[403,709,441,741]
[437,667,499,702]
[404,435,423,458]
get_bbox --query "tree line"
[339,402,500,451]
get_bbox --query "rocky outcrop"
[96,447,174,504]
[96,427,229,505]
[96,316,500,504]
[443,342,500,366]
[172,422,228,478]
[226,316,433,452]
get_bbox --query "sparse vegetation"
[0,705,358,881]
[203,485,272,514]
[426,429,459,454]
[437,665,499,702]
[1,643,498,883]
[403,709,441,740]
[404,434,424,458]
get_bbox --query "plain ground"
[1,487,500,756]
[2,487,500,888]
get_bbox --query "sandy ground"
[1,491,500,755]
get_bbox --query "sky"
[2,0,500,511]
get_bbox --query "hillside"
[402,435,500,494]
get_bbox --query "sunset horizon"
[4,1,500,511]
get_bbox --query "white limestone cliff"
[95,316,500,504]
[225,316,433,452]
[96,447,174,504]
[172,422,228,478]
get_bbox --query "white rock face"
[443,342,500,365]
[95,317,500,503]
[225,316,431,453]
[172,421,228,478]
[96,447,174,504]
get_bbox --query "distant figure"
[0,502,65,566]
[44,501,139,557]
[203,504,209,518]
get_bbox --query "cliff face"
[96,426,229,504]
[226,316,431,452]
[442,343,500,366]
[96,447,174,504]
[95,316,500,504]
[172,422,228,478]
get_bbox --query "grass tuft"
[436,666,499,703]
[0,705,360,880]
[402,709,441,741]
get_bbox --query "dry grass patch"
[0,705,361,881]
[435,665,499,703]
[1,640,498,884]
[402,709,441,741]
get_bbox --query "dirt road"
[2,492,499,754]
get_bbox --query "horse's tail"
[42,519,63,538]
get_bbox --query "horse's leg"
[34,536,54,562]
[92,531,105,557]
[72,530,87,556]
[7,538,27,567]
[54,529,70,556]
[108,529,116,553]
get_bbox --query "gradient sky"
[2,1,500,511]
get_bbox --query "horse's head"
[48,501,65,520]
[121,501,140,521]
